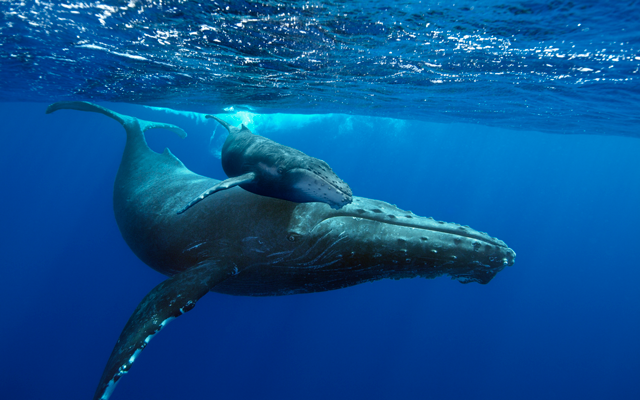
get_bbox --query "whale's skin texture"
[46,102,515,400]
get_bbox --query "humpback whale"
[45,101,515,400]
[178,115,352,214]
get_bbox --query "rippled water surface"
[1,0,638,135]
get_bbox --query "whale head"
[252,154,352,209]
[284,158,353,209]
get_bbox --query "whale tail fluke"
[46,101,187,139]
[46,101,127,124]
[205,115,251,136]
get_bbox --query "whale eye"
[277,167,284,174]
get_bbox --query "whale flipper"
[93,262,234,400]
[177,172,256,214]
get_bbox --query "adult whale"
[46,101,516,400]
[178,115,352,214]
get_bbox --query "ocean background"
[1,1,639,400]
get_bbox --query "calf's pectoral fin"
[177,172,256,214]
[93,262,234,400]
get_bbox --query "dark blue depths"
[0,102,638,400]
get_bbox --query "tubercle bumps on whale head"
[286,198,515,284]
[306,158,353,195]
[286,164,353,209]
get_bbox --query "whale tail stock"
[46,102,233,400]
[45,101,187,140]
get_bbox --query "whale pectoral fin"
[93,262,234,400]
[216,172,257,190]
[177,172,256,214]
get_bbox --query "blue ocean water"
[1,2,639,400]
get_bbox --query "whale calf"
[178,115,352,214]
[46,101,515,400]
